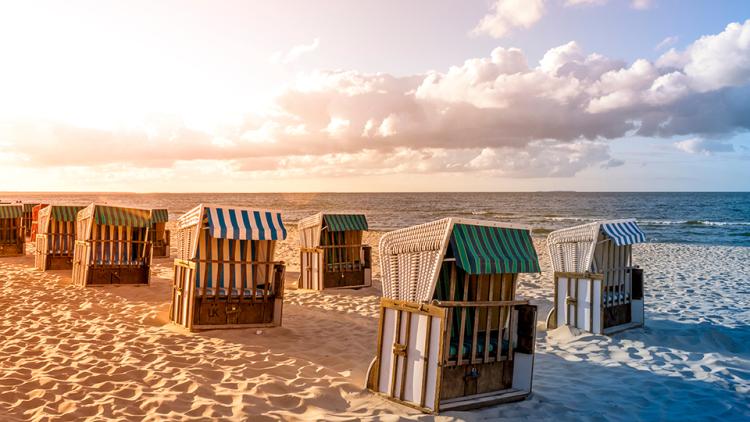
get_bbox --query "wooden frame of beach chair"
[0,205,25,257]
[71,204,153,287]
[298,212,372,290]
[35,205,83,271]
[546,219,646,335]
[22,203,39,239]
[169,204,287,331]
[30,204,49,241]
[366,218,539,413]
[149,209,170,258]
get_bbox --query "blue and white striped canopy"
[601,221,646,246]
[205,207,287,240]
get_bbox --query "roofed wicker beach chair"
[0,204,24,257]
[170,204,287,331]
[35,205,84,271]
[22,203,40,239]
[546,219,647,335]
[149,208,170,258]
[72,204,154,287]
[366,218,540,413]
[298,212,372,290]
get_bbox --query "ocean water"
[2,192,749,246]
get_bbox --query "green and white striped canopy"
[150,209,169,224]
[23,203,39,212]
[0,205,23,219]
[50,205,84,222]
[323,214,368,232]
[93,205,152,227]
[449,223,540,274]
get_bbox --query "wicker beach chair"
[72,204,153,286]
[298,212,372,290]
[0,204,24,257]
[546,219,646,335]
[366,218,540,413]
[35,205,84,270]
[169,204,287,331]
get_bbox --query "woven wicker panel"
[177,205,204,230]
[298,212,323,231]
[547,222,600,273]
[298,213,323,247]
[379,218,451,301]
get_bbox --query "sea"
[2,192,749,247]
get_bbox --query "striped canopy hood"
[43,205,85,222]
[78,204,153,228]
[150,209,169,224]
[0,204,23,219]
[205,206,287,240]
[323,214,368,232]
[177,204,287,241]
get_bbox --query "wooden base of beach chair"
[36,255,73,271]
[0,243,24,257]
[191,297,279,330]
[367,298,536,413]
[322,268,371,289]
[84,266,150,286]
[552,271,644,335]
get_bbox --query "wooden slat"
[484,275,494,363]
[399,312,412,400]
[443,263,457,365]
[420,314,432,408]
[390,309,402,398]
[496,274,504,362]
[470,275,480,364]
[456,273,469,365]
[508,274,517,361]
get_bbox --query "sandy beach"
[1,225,748,421]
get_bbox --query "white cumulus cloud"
[471,0,545,38]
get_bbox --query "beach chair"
[298,212,372,290]
[546,219,646,335]
[169,204,287,331]
[35,205,83,270]
[149,208,170,257]
[72,204,153,286]
[22,203,40,239]
[366,218,539,413]
[0,204,24,257]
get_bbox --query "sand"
[0,228,748,421]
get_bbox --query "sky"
[0,0,748,192]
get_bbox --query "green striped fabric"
[93,205,152,227]
[323,214,368,232]
[50,205,84,222]
[23,203,39,212]
[450,223,540,274]
[0,205,23,219]
[150,209,169,223]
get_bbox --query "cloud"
[471,0,545,38]
[655,35,678,51]
[3,19,749,180]
[631,0,654,10]
[674,138,734,155]
[565,0,607,6]
[270,38,320,64]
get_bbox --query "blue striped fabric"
[205,207,287,240]
[601,221,646,246]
